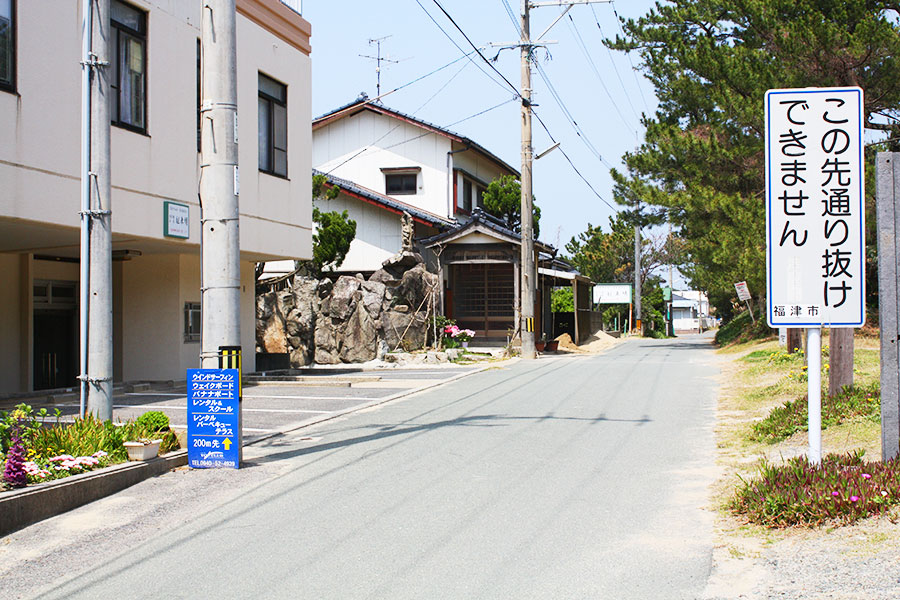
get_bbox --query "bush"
[136,411,170,433]
[750,383,880,444]
[731,451,900,527]
[715,310,772,346]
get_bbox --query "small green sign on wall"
[164,201,190,239]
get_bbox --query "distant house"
[672,290,711,334]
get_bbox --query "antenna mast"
[359,35,399,97]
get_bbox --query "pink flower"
[831,491,840,497]
[881,490,889,497]
[49,455,74,462]
[850,496,859,502]
[861,473,872,480]
[92,451,108,458]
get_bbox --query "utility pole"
[200,0,241,368]
[519,0,537,359]
[634,202,642,335]
[81,0,113,420]
[513,0,611,358]
[360,36,399,98]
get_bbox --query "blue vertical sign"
[187,369,240,469]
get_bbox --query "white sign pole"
[807,327,822,464]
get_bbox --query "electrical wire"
[425,0,522,98]
[533,59,612,170]
[601,2,651,115]
[532,108,617,212]
[566,12,641,129]
[413,0,520,98]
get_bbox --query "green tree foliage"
[482,175,542,238]
[550,287,574,312]
[310,207,356,275]
[608,0,900,316]
[295,174,356,276]
[565,212,676,286]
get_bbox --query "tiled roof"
[420,208,554,254]
[313,169,455,228]
[313,98,520,178]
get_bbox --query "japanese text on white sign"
[765,87,865,327]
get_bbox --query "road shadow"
[251,412,652,465]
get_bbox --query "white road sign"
[734,281,751,302]
[765,87,865,327]
[593,284,632,305]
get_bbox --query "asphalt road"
[4,335,720,599]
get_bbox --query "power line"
[532,108,617,212]
[533,59,612,169]
[413,0,520,98]
[425,0,522,98]
[566,12,641,129]
[599,2,651,115]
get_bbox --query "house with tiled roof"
[309,97,574,342]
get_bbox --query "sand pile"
[553,328,620,354]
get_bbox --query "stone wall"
[256,257,440,366]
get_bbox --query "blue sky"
[303,0,660,255]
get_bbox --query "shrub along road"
[2,337,721,599]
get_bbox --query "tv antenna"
[359,35,400,98]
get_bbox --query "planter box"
[123,440,162,461]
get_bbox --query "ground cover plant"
[750,383,880,444]
[1,404,179,492]
[731,451,900,527]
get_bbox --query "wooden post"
[828,328,854,397]
[786,328,803,354]
[876,152,900,461]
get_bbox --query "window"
[111,1,147,132]
[258,73,287,177]
[386,173,416,195]
[0,0,14,92]
[184,302,201,343]
[462,179,472,213]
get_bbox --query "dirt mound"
[553,329,620,354]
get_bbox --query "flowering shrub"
[731,451,900,527]
[444,325,475,344]
[3,425,28,488]
[21,451,111,483]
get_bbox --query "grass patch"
[750,383,881,444]
[731,451,900,527]
[715,311,773,346]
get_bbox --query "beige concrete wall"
[0,1,311,261]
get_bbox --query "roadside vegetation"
[716,332,893,528]
[1,406,179,492]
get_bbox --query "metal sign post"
[734,281,755,322]
[765,87,865,464]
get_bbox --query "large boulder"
[395,263,439,311]
[382,310,428,352]
[314,316,340,364]
[339,302,378,362]
[327,276,361,320]
[256,291,288,354]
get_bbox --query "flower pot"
[544,340,559,352]
[535,341,546,352]
[123,439,162,461]
[461,341,469,348]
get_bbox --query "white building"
[0,0,312,393]
[309,98,520,275]
[671,290,711,334]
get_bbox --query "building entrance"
[33,281,78,390]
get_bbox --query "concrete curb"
[0,450,188,537]
[0,359,511,537]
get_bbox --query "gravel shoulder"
[702,338,900,600]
